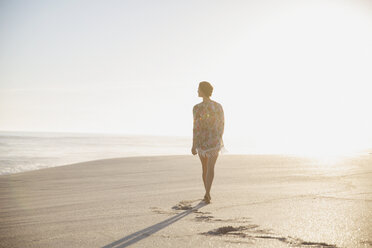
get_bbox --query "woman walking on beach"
[191,81,224,204]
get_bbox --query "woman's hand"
[191,146,197,155]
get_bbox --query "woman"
[191,81,224,204]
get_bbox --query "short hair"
[199,81,213,97]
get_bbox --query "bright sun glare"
[224,1,372,157]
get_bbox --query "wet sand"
[0,154,371,247]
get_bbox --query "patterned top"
[193,100,224,157]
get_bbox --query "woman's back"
[193,100,224,154]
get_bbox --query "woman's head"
[198,81,213,98]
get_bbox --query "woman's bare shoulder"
[193,102,203,108]
[211,100,223,108]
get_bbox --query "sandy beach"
[0,154,371,248]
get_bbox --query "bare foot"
[204,193,211,203]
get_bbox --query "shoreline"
[0,153,305,177]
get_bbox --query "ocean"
[0,131,191,175]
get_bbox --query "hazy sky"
[1,0,371,154]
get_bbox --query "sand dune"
[0,154,371,248]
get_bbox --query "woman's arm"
[218,105,224,138]
[192,106,198,155]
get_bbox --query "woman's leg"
[198,153,208,192]
[205,152,219,201]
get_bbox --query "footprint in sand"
[201,224,339,248]
[171,199,201,210]
[194,214,251,224]
[149,207,174,215]
[194,215,215,222]
[151,199,203,214]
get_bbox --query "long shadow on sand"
[102,200,206,248]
